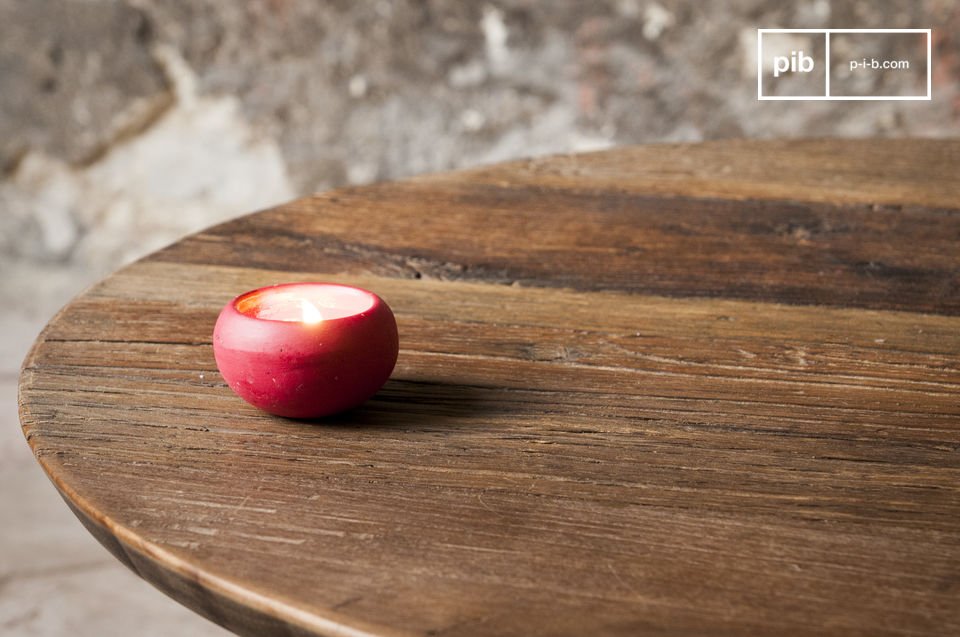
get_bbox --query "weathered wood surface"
[19,139,960,636]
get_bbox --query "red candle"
[213,283,398,418]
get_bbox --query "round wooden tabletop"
[19,139,960,637]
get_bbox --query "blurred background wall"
[1,1,958,635]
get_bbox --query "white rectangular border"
[757,28,931,101]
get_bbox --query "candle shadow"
[303,379,509,430]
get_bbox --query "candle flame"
[300,299,324,324]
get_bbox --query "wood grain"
[19,139,960,637]
[157,139,960,315]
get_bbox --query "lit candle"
[213,283,399,418]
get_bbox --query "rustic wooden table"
[19,140,960,637]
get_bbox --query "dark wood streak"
[18,140,960,637]
[157,186,960,315]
